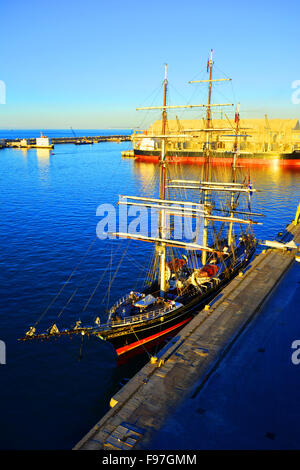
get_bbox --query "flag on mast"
[207,59,209,72]
[248,174,253,211]
[235,103,240,123]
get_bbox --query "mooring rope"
[33,237,97,327]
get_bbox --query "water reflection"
[20,148,29,157]
[132,159,300,242]
[132,159,300,193]
[36,148,51,182]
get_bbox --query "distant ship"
[132,56,300,167]
[133,125,300,166]
[34,132,54,149]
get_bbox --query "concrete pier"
[3,135,131,148]
[74,220,300,450]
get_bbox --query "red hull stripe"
[135,154,300,167]
[116,317,192,356]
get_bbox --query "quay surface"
[74,219,300,450]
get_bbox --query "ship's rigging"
[20,52,262,360]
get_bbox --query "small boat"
[75,138,94,145]
[70,128,94,145]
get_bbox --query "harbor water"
[0,133,299,449]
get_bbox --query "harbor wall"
[2,135,131,148]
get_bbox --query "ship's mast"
[202,49,214,265]
[207,49,213,129]
[160,64,168,200]
[158,64,168,296]
[233,103,240,167]
[137,57,233,270]
[227,103,240,247]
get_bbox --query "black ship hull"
[99,242,256,357]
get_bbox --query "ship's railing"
[108,304,177,328]
[110,291,141,312]
[107,293,135,322]
[113,294,130,308]
[21,299,183,341]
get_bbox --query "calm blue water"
[0,134,299,449]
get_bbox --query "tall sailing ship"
[21,53,262,358]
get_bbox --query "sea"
[0,130,299,449]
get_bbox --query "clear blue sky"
[0,0,299,129]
